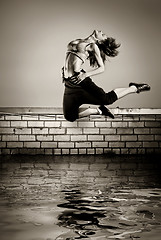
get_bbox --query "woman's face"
[94,30,107,41]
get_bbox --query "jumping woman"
[62,30,150,122]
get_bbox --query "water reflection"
[0,155,161,240]
[56,187,161,239]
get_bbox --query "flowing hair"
[88,37,121,67]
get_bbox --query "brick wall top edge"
[0,107,161,115]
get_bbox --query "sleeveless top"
[62,41,92,87]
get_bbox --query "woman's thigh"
[63,92,81,122]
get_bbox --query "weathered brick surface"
[0,109,161,155]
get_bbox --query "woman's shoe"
[129,82,151,93]
[98,105,115,119]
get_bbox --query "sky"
[0,0,161,108]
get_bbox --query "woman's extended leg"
[114,86,137,99]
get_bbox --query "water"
[0,155,161,240]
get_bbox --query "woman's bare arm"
[79,43,105,80]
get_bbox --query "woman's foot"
[129,82,151,93]
[98,105,115,119]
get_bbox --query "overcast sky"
[0,0,161,108]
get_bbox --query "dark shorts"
[63,77,118,122]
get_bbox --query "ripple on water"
[56,188,161,239]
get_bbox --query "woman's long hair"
[88,37,121,67]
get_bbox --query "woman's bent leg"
[78,107,99,118]
[79,77,118,105]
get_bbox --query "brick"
[105,135,120,141]
[121,135,137,141]
[32,128,48,134]
[88,135,103,141]
[53,149,61,155]
[7,142,23,148]
[78,121,94,127]
[92,142,108,147]
[41,142,57,148]
[49,128,65,134]
[138,135,154,141]
[54,135,70,141]
[15,128,31,134]
[151,128,161,134]
[24,142,40,148]
[143,142,159,148]
[117,128,133,134]
[9,148,20,155]
[44,149,53,155]
[0,121,10,127]
[87,148,95,154]
[83,128,99,134]
[58,142,74,148]
[156,115,161,120]
[39,115,56,120]
[19,135,36,141]
[123,115,139,121]
[75,142,91,148]
[137,148,146,154]
[78,148,87,154]
[22,115,39,120]
[112,122,128,128]
[95,122,111,127]
[129,148,138,154]
[0,142,6,148]
[134,128,150,134]
[70,149,78,154]
[28,121,44,127]
[145,121,160,127]
[61,121,77,127]
[112,148,121,154]
[5,115,21,120]
[37,135,53,141]
[109,142,124,148]
[71,135,87,141]
[120,148,129,154]
[61,149,70,154]
[140,115,156,121]
[126,142,142,147]
[155,135,161,141]
[128,122,144,127]
[0,115,5,120]
[0,128,15,134]
[100,128,116,134]
[146,148,155,154]
[67,128,83,134]
[1,149,10,154]
[95,148,104,154]
[2,135,18,141]
[11,121,27,127]
[45,121,61,127]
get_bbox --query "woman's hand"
[77,72,87,82]
[70,72,87,85]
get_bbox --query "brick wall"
[0,108,161,155]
